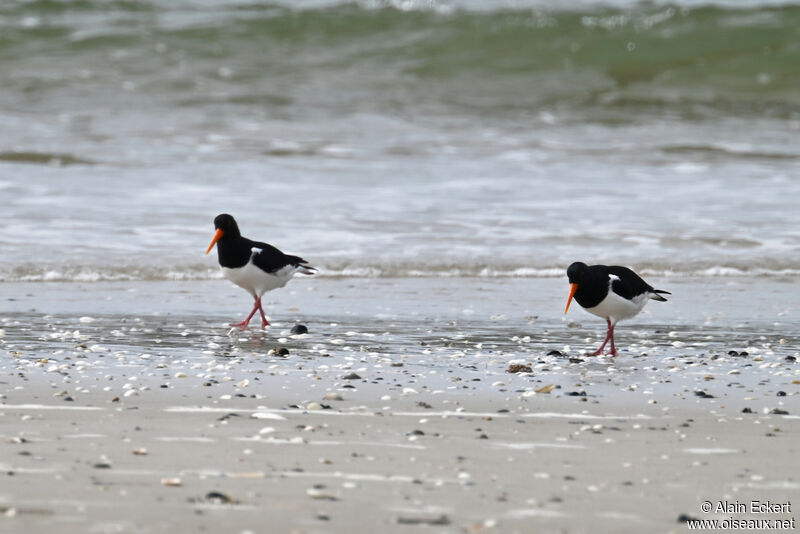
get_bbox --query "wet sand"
[1,278,798,533]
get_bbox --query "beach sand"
[1,278,798,533]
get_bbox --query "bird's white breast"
[584,275,649,325]
[221,262,296,297]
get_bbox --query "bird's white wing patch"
[608,274,621,282]
[251,246,263,256]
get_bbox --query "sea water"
[1,0,799,282]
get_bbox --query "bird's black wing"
[249,240,314,273]
[248,240,293,273]
[607,266,654,300]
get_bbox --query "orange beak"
[564,283,578,314]
[205,228,224,254]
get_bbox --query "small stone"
[770,408,789,415]
[342,372,361,380]
[777,391,786,397]
[397,515,451,526]
[161,477,182,487]
[306,487,337,501]
[547,350,563,357]
[132,448,148,456]
[694,390,714,399]
[93,463,112,469]
[268,347,290,357]
[785,355,796,362]
[290,324,308,335]
[205,491,235,504]
[323,393,344,401]
[741,407,753,414]
[506,364,532,373]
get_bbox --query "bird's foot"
[589,348,618,357]
[230,321,250,329]
[260,319,270,328]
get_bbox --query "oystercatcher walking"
[206,213,316,328]
[564,262,670,356]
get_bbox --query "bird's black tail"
[649,289,670,302]
[287,255,316,275]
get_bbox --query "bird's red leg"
[607,323,618,357]
[231,298,259,328]
[589,319,613,356]
[255,297,270,328]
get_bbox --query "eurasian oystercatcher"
[564,262,670,356]
[206,213,316,328]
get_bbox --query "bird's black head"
[206,213,241,255]
[213,213,240,237]
[566,262,588,284]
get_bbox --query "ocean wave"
[3,262,799,282]
[1,1,798,123]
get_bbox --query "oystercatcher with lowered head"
[564,262,670,356]
[206,213,316,328]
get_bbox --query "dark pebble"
[93,463,112,469]
[63,396,74,402]
[409,429,425,436]
[568,358,585,364]
[739,351,749,357]
[566,391,587,397]
[741,407,753,414]
[316,515,330,521]
[397,515,450,526]
[777,391,787,397]
[770,408,789,415]
[547,350,563,357]
[728,350,739,356]
[272,347,290,356]
[290,324,308,335]
[342,372,361,380]
[785,356,797,362]
[205,491,234,504]
[417,401,432,409]
[694,390,715,399]
[506,364,532,373]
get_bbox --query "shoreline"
[1,278,798,532]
